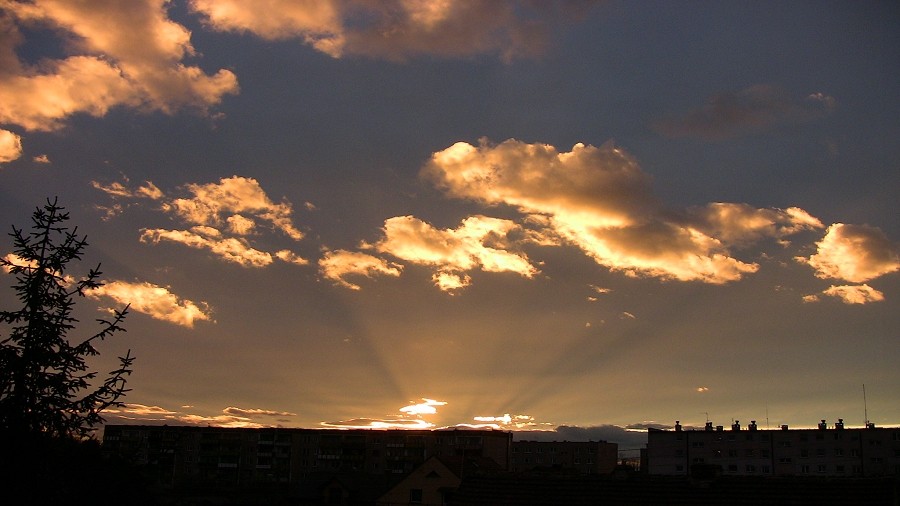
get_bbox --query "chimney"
[675,421,682,432]
[749,420,758,431]
[716,425,724,432]
[705,422,713,431]
[835,419,844,430]
[818,419,827,429]
[732,420,740,431]
[780,424,789,431]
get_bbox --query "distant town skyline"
[1,1,898,434]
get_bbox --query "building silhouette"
[101,425,513,488]
[510,440,618,475]
[646,419,900,477]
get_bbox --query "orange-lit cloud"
[654,85,836,140]
[223,407,298,417]
[141,227,276,267]
[105,404,296,428]
[687,203,823,246]
[319,249,402,290]
[191,0,595,62]
[0,128,22,163]
[321,398,447,429]
[0,0,237,132]
[423,139,811,284]
[399,398,447,416]
[92,179,164,200]
[87,280,213,327]
[803,284,885,305]
[96,176,309,267]
[1,252,37,273]
[798,223,900,283]
[371,214,539,291]
[472,413,536,429]
[164,176,304,241]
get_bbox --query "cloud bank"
[420,139,821,285]
[0,0,238,132]
[190,0,597,62]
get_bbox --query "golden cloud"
[165,176,304,241]
[798,223,900,282]
[141,227,276,267]
[1,0,238,131]
[87,280,213,327]
[372,214,539,291]
[92,179,163,200]
[99,175,310,267]
[423,139,779,283]
[223,407,297,418]
[0,128,22,163]
[687,203,823,246]
[191,0,595,61]
[806,284,885,305]
[319,249,402,290]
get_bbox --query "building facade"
[101,425,512,487]
[646,419,900,477]
[510,440,618,475]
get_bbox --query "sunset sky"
[1,1,898,442]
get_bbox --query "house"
[376,455,503,506]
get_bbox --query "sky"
[1,0,898,444]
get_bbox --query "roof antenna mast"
[863,384,869,428]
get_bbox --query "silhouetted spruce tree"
[0,198,134,439]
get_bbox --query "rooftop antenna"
[863,384,869,427]
[765,404,769,430]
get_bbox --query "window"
[691,442,704,448]
[834,448,843,457]
[675,450,684,457]
[727,465,738,472]
[817,464,827,473]
[409,489,423,504]
[727,450,737,457]
[851,449,860,457]
[801,465,810,473]
[836,465,845,473]
[816,448,826,457]
[745,465,756,473]
[745,449,755,458]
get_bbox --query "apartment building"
[510,440,618,475]
[101,425,512,487]
[646,419,900,477]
